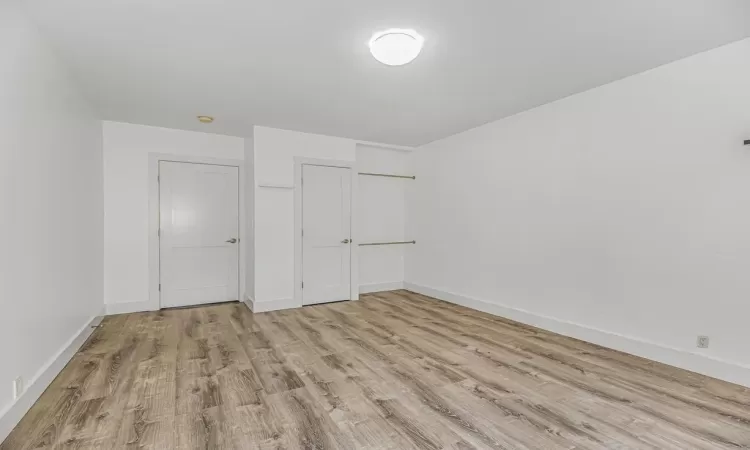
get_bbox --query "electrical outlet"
[13,377,23,400]
[697,336,710,349]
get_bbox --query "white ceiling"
[25,0,750,146]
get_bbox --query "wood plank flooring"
[4,290,750,449]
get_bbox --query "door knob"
[226,238,238,244]
[341,239,350,244]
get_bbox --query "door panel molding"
[294,157,359,309]
[148,153,246,311]
[159,161,239,308]
[301,164,352,305]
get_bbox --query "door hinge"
[158,229,161,237]
[158,283,161,292]
[301,282,304,289]
[301,229,304,237]
[157,175,160,182]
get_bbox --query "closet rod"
[359,240,416,247]
[359,172,415,180]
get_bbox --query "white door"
[302,164,352,305]
[159,161,239,308]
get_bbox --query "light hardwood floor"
[4,290,750,449]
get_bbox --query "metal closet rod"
[359,172,415,180]
[359,240,416,246]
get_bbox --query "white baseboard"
[404,282,750,388]
[0,309,105,443]
[243,293,255,313]
[247,296,299,313]
[247,282,407,312]
[105,300,158,315]
[360,281,404,294]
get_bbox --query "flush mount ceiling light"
[197,115,214,124]
[369,29,424,66]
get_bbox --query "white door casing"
[159,161,240,308]
[301,164,352,305]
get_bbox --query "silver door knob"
[226,238,238,244]
[341,239,350,244]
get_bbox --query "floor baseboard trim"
[0,309,104,443]
[404,282,750,388]
[360,281,404,294]
[248,294,255,312]
[105,300,159,315]
[248,297,299,313]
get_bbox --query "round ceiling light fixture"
[197,115,214,124]
[368,29,424,66]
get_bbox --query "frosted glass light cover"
[369,29,424,66]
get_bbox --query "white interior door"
[302,164,352,305]
[159,161,239,308]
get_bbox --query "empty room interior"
[3,0,750,448]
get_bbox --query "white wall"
[253,127,412,308]
[406,38,750,386]
[244,128,256,303]
[357,144,412,292]
[253,126,355,307]
[102,123,409,314]
[0,1,103,438]
[102,121,245,313]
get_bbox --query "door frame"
[294,157,359,308]
[148,153,246,310]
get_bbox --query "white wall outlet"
[697,336,710,349]
[13,376,23,400]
